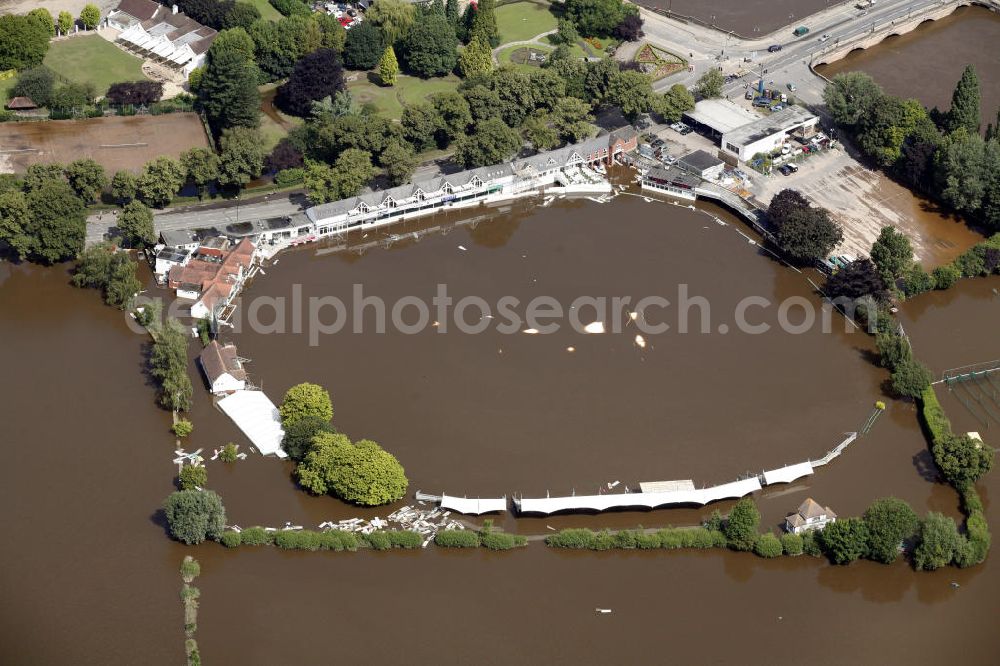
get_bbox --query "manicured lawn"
[43,35,147,96]
[246,0,284,22]
[496,2,559,44]
[346,74,461,120]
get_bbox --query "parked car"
[677,123,692,135]
[787,83,797,92]
[819,33,831,42]
[770,104,783,111]
[652,138,666,148]
[793,26,809,37]
[779,165,792,176]
[669,122,684,132]
[768,44,782,52]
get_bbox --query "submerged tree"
[163,490,227,545]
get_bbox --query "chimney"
[172,4,179,14]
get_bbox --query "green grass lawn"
[43,35,147,96]
[346,74,460,120]
[246,0,284,22]
[0,75,17,101]
[258,83,303,151]
[496,2,559,44]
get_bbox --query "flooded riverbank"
[817,6,1000,133]
[638,0,829,36]
[2,195,999,663]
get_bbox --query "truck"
[793,26,809,37]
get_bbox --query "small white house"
[198,340,247,395]
[785,497,837,534]
[153,246,190,278]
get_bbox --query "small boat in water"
[595,608,612,614]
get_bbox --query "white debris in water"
[458,245,467,251]
[316,505,465,540]
[566,346,576,353]
[634,334,646,349]
[583,321,605,334]
[629,311,638,321]
[522,328,539,335]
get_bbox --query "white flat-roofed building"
[683,98,762,138]
[721,106,820,162]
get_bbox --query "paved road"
[85,194,306,246]
[643,0,951,102]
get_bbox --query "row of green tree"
[824,66,1000,231]
[545,495,982,570]
[278,382,409,506]
[0,6,102,73]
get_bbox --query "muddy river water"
[2,191,999,664]
[4,6,1000,663]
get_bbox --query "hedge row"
[545,527,726,551]
[433,528,527,550]
[361,530,423,550]
[220,527,359,551]
[918,385,953,445]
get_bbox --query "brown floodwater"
[817,6,1000,133]
[2,196,999,664]
[637,0,829,36]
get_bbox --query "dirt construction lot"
[0,113,210,175]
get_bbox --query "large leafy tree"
[488,67,536,127]
[344,20,385,70]
[857,96,928,167]
[862,497,918,564]
[823,71,884,128]
[163,490,227,545]
[890,358,933,399]
[932,433,994,488]
[218,127,267,188]
[279,382,334,426]
[307,148,379,200]
[297,433,408,505]
[117,200,156,249]
[0,190,32,260]
[563,0,625,38]
[551,96,594,143]
[607,70,653,119]
[402,11,458,78]
[820,518,869,564]
[695,68,725,99]
[79,3,100,30]
[11,66,56,108]
[401,103,443,151]
[198,42,261,133]
[870,226,913,283]
[366,0,416,43]
[64,159,107,203]
[655,83,695,123]
[180,147,221,198]
[723,498,759,551]
[946,64,981,135]
[249,16,320,81]
[824,258,887,302]
[276,47,345,117]
[281,414,335,461]
[72,243,142,309]
[110,170,139,205]
[24,179,86,264]
[430,91,472,144]
[453,117,521,168]
[379,141,416,186]
[913,512,962,570]
[768,189,842,264]
[137,157,186,208]
[0,14,51,71]
[329,439,408,506]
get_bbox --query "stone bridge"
[812,0,1000,67]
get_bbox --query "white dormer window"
[442,183,453,194]
[384,195,397,208]
[471,175,483,187]
[415,189,425,201]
